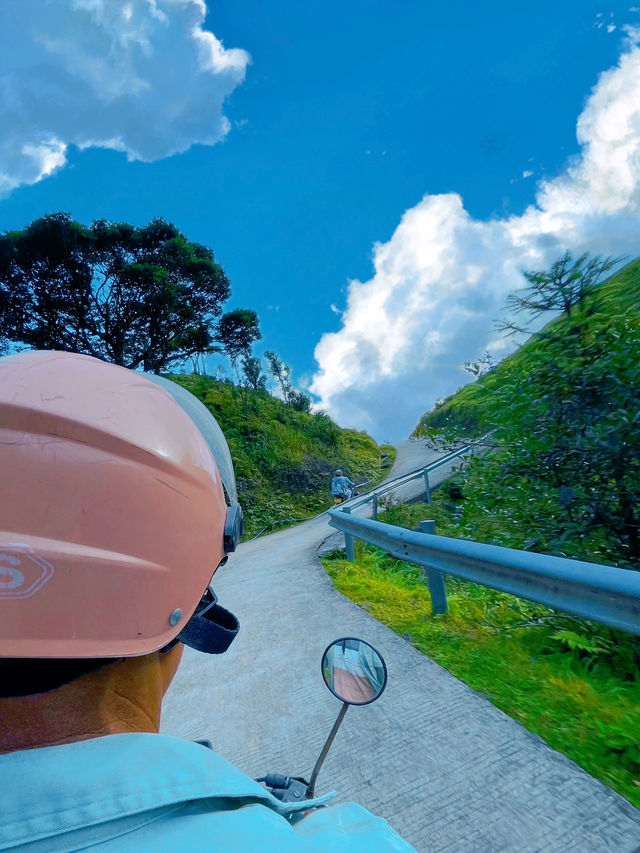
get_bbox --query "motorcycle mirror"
[307,638,387,798]
[261,637,389,802]
[321,637,387,705]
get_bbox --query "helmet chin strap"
[177,602,239,654]
[162,585,239,655]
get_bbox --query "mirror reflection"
[322,638,387,705]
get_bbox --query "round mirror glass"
[321,637,388,705]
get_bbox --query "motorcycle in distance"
[256,637,388,803]
[332,482,365,506]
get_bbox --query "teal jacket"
[0,733,415,851]
[330,475,354,497]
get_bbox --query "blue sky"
[1,1,639,439]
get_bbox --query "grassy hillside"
[413,258,640,569]
[168,374,394,537]
[416,259,640,438]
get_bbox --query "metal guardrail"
[340,439,478,517]
[328,445,640,636]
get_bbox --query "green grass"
[167,374,395,537]
[322,502,640,808]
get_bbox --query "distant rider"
[330,469,356,502]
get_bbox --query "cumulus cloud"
[0,0,249,195]
[311,31,640,441]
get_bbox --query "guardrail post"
[343,507,356,562]
[419,521,447,614]
[372,493,378,521]
[423,470,432,505]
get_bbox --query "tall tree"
[216,309,261,365]
[0,213,257,372]
[264,350,292,403]
[264,350,311,411]
[499,252,622,336]
[241,354,267,391]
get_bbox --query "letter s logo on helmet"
[0,546,55,599]
[0,351,242,659]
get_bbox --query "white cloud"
[522,170,534,178]
[608,24,617,32]
[311,32,640,441]
[0,0,249,195]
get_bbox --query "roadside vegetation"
[169,373,394,537]
[323,255,640,807]
[323,502,640,807]
[414,255,640,570]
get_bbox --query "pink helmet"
[0,351,241,658]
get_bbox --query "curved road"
[162,440,640,852]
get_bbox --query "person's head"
[334,469,343,477]
[0,351,242,706]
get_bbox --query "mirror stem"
[306,702,349,799]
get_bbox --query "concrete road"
[161,440,640,852]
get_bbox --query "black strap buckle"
[196,585,218,617]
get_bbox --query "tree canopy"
[217,309,261,363]
[0,213,259,372]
